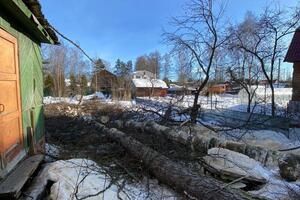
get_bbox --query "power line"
[47,25,96,65]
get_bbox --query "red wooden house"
[284,27,300,114]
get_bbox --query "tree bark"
[112,120,281,168]
[270,84,275,117]
[94,122,259,200]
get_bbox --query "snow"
[95,92,106,99]
[65,78,71,87]
[250,168,300,200]
[45,143,60,158]
[132,78,168,89]
[205,148,267,181]
[43,92,108,105]
[218,129,297,150]
[206,148,300,200]
[42,92,300,199]
[135,93,290,117]
[238,87,292,109]
[38,159,178,200]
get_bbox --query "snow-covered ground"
[43,93,298,150]
[32,157,300,200]
[43,93,300,199]
[44,92,137,108]
[44,91,290,117]
[136,93,289,116]
[205,148,300,200]
[36,159,179,200]
[43,92,107,105]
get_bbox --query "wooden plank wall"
[292,62,300,101]
[0,13,45,152]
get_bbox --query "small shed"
[168,84,195,96]
[132,78,168,97]
[91,69,118,96]
[284,27,300,113]
[0,0,58,183]
[208,84,231,95]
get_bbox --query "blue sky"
[40,0,299,77]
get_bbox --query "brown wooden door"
[0,28,23,166]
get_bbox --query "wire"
[47,25,96,65]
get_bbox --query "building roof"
[284,27,300,63]
[133,70,155,78]
[211,83,229,87]
[22,0,58,44]
[95,69,117,77]
[132,79,168,89]
[168,84,184,92]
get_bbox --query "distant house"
[168,84,196,96]
[208,83,231,94]
[132,70,156,79]
[258,79,277,86]
[131,70,168,97]
[91,69,118,95]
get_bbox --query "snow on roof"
[132,79,168,89]
[169,84,184,88]
[133,70,155,75]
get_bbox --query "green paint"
[0,3,53,151]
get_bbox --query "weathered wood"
[94,122,258,200]
[0,155,44,199]
[292,63,300,101]
[0,28,24,168]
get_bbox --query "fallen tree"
[111,120,282,168]
[93,121,261,200]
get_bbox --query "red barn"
[132,78,168,97]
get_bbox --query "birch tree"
[234,5,300,116]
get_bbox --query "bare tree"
[234,4,300,116]
[163,0,230,123]
[225,12,262,113]
[162,53,172,82]
[44,43,68,97]
[177,48,192,86]
[227,66,260,113]
[148,51,161,78]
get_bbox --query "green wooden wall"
[0,12,44,150]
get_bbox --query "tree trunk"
[247,92,251,113]
[270,85,275,117]
[112,120,281,168]
[94,122,259,200]
[191,91,200,123]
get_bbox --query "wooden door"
[0,28,23,167]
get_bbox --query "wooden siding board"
[0,15,44,150]
[285,28,300,62]
[292,63,300,101]
[0,154,44,199]
[0,0,55,44]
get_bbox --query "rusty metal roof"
[284,27,300,63]
[22,0,58,44]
